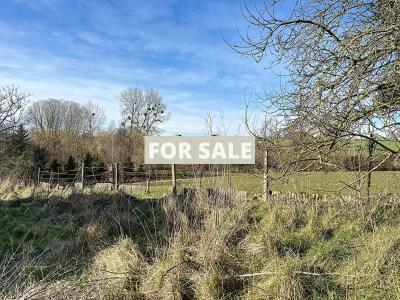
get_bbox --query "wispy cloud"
[0,0,275,134]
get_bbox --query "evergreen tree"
[33,146,48,170]
[83,152,106,175]
[65,156,77,171]
[50,159,60,172]
[84,152,94,168]
[123,156,134,170]
[12,124,29,154]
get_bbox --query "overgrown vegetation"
[1,189,399,299]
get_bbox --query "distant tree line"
[0,86,169,182]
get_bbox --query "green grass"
[241,200,400,299]
[132,171,400,198]
[0,202,76,258]
[1,170,399,201]
[231,171,400,196]
[350,139,400,152]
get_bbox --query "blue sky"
[0,0,278,135]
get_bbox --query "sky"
[0,0,278,135]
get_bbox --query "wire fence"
[37,163,239,183]
[35,163,236,194]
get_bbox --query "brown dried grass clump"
[77,222,108,253]
[88,237,147,297]
[139,189,253,300]
[11,238,147,300]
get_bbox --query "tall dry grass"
[1,186,400,299]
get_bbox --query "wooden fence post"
[114,162,119,191]
[37,167,41,186]
[145,174,150,194]
[171,164,177,196]
[32,167,40,199]
[263,148,270,202]
[80,161,85,190]
[366,133,375,206]
[57,167,60,187]
[109,164,113,190]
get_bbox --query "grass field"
[132,171,400,199]
[1,170,398,201]
[233,171,400,196]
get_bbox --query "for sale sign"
[144,136,255,164]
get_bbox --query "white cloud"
[0,0,274,135]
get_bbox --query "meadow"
[127,171,400,199]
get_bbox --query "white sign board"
[144,136,255,164]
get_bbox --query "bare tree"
[26,99,105,162]
[63,101,86,135]
[28,99,67,133]
[0,85,29,164]
[118,87,169,135]
[27,99,105,135]
[203,111,215,136]
[233,0,400,196]
[0,85,29,134]
[82,101,106,134]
